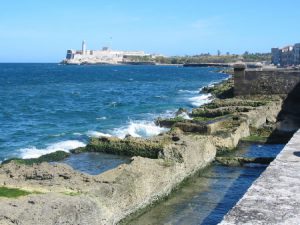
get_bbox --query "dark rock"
[215,156,275,167]
[2,151,71,165]
[171,135,180,142]
[79,137,166,159]
[174,122,208,133]
[175,108,189,117]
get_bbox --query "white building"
[63,41,150,65]
[271,43,300,67]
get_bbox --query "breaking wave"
[86,130,112,138]
[112,121,168,139]
[96,116,107,120]
[189,94,212,107]
[178,89,199,94]
[177,112,192,120]
[20,140,86,159]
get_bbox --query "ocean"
[0,63,228,161]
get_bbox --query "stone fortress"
[271,42,300,67]
[62,40,152,65]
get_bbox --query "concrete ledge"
[219,130,300,225]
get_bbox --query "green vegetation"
[125,53,271,65]
[193,115,229,122]
[155,117,188,128]
[219,117,243,130]
[191,108,233,118]
[240,126,275,143]
[2,151,70,165]
[241,135,268,143]
[201,79,234,99]
[250,126,274,137]
[204,100,267,109]
[242,52,271,62]
[0,187,31,198]
[71,137,165,159]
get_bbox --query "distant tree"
[217,50,221,56]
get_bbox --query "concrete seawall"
[234,66,300,96]
[219,129,300,224]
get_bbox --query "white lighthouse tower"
[82,40,86,55]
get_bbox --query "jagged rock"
[175,108,189,116]
[174,122,208,133]
[71,136,167,159]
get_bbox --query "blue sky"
[0,0,299,62]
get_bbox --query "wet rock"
[73,136,166,159]
[155,117,186,128]
[174,122,208,133]
[1,151,71,166]
[175,108,189,117]
[215,156,275,167]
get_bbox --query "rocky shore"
[0,76,290,225]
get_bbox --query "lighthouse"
[82,40,86,55]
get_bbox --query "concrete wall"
[234,65,300,96]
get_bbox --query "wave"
[112,121,168,139]
[50,132,66,137]
[177,112,191,120]
[189,94,212,107]
[86,130,112,138]
[96,116,107,120]
[20,140,86,159]
[178,89,199,94]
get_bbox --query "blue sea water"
[130,143,284,225]
[0,63,228,161]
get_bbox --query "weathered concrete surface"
[219,129,300,225]
[234,65,300,96]
[0,134,216,225]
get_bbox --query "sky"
[0,0,299,62]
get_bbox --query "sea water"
[0,64,228,161]
[129,143,284,225]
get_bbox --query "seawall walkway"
[220,130,300,225]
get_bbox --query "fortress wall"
[234,66,300,96]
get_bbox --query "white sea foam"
[177,112,192,120]
[189,94,212,107]
[178,89,199,94]
[113,121,168,139]
[96,116,107,120]
[51,133,66,137]
[86,130,112,138]
[20,140,86,159]
[159,110,176,119]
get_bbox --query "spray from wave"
[189,94,212,107]
[112,121,168,139]
[20,140,86,159]
[86,130,112,138]
[178,89,199,94]
[177,112,192,120]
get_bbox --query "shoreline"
[2,67,230,162]
[0,69,290,225]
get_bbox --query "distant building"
[63,40,150,65]
[271,43,300,67]
[294,43,300,66]
[271,48,281,66]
